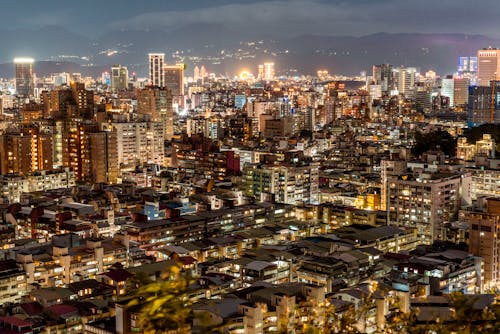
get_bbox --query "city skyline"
[1,2,500,334]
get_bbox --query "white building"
[387,172,466,242]
[111,122,165,170]
[0,168,75,204]
[148,53,165,87]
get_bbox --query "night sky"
[1,0,499,38]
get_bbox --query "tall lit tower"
[477,48,500,86]
[163,63,184,96]
[110,64,129,92]
[263,62,275,80]
[14,58,34,97]
[148,53,164,87]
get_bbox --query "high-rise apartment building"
[414,83,432,111]
[380,160,407,211]
[453,77,470,106]
[137,86,173,139]
[59,121,118,183]
[372,64,394,93]
[163,63,184,96]
[149,53,165,87]
[22,125,53,172]
[263,62,275,81]
[62,121,98,181]
[111,65,129,92]
[111,122,165,170]
[87,131,119,184]
[458,56,478,73]
[466,198,500,288]
[14,58,34,97]
[441,76,455,107]
[258,63,275,81]
[0,133,32,175]
[386,172,464,242]
[468,81,500,126]
[0,126,53,175]
[70,82,94,119]
[243,162,319,205]
[477,48,500,86]
[393,67,417,96]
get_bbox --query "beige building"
[466,198,500,289]
[0,260,27,305]
[453,77,470,106]
[243,162,319,205]
[387,172,465,242]
[111,121,165,170]
[137,86,173,140]
[477,48,500,86]
[88,131,119,184]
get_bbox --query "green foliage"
[463,124,500,154]
[463,124,500,144]
[412,130,456,157]
[126,265,192,334]
[293,292,500,334]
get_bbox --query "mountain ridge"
[0,26,498,76]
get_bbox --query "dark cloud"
[108,0,500,38]
[0,0,499,37]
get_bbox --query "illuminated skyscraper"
[441,76,455,107]
[258,63,275,81]
[193,66,200,81]
[477,48,500,86]
[200,65,207,79]
[148,53,164,87]
[110,65,129,92]
[453,77,470,106]
[258,64,264,80]
[137,86,173,140]
[458,56,478,73]
[14,58,34,96]
[468,81,500,126]
[263,62,275,80]
[393,66,417,96]
[163,63,184,96]
[372,64,394,93]
[467,198,500,287]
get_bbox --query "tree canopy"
[412,130,456,157]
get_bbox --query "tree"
[292,291,500,334]
[126,265,192,334]
[411,130,456,157]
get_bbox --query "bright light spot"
[239,70,253,80]
[14,58,34,64]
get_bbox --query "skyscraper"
[193,66,200,81]
[372,64,394,93]
[468,81,500,126]
[393,66,417,96]
[466,198,500,288]
[137,86,174,140]
[263,62,275,81]
[458,56,478,73]
[87,131,118,184]
[441,76,455,107]
[148,53,165,87]
[163,63,184,96]
[110,65,129,92]
[258,64,264,80]
[14,58,34,97]
[453,77,470,106]
[386,170,464,242]
[477,48,500,86]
